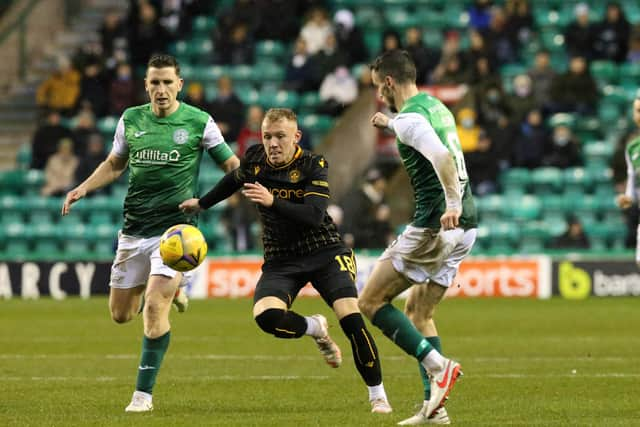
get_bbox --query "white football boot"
[425,359,462,419]
[398,401,450,425]
[310,314,342,368]
[125,391,153,412]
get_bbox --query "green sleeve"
[207,143,235,165]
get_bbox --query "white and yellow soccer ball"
[159,224,208,272]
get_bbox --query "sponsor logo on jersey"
[132,149,181,165]
[173,129,189,145]
[289,169,300,183]
[270,187,304,199]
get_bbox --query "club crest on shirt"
[289,169,301,183]
[254,165,261,175]
[173,129,189,145]
[318,158,325,168]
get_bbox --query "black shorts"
[254,247,358,307]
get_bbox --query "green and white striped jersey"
[112,102,234,237]
[389,93,477,230]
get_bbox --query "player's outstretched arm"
[62,153,127,216]
[182,169,243,213]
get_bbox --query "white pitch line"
[0,373,639,382]
[0,354,637,363]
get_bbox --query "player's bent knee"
[111,309,133,324]
[254,308,285,335]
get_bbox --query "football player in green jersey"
[617,93,640,264]
[61,54,240,412]
[358,50,478,425]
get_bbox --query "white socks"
[421,348,447,374]
[368,383,388,402]
[304,316,323,337]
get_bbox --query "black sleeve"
[270,155,331,226]
[198,169,244,209]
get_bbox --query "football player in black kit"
[179,108,392,414]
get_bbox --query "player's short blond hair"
[264,108,297,124]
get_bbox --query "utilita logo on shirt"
[132,149,181,165]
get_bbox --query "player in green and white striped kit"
[617,94,640,264]
[358,50,478,425]
[62,54,239,412]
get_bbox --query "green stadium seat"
[259,89,299,110]
[299,92,321,113]
[563,167,593,194]
[4,241,30,260]
[88,211,113,226]
[355,7,384,30]
[384,7,419,31]
[503,194,542,221]
[0,194,20,211]
[33,241,60,260]
[255,40,286,62]
[443,7,468,29]
[475,194,504,222]
[547,112,576,128]
[572,194,600,224]
[585,166,614,196]
[97,116,118,137]
[601,84,629,107]
[23,169,44,195]
[500,63,528,82]
[0,170,25,194]
[530,167,563,194]
[618,63,640,86]
[1,211,23,227]
[299,114,334,134]
[256,62,285,83]
[598,102,621,123]
[485,222,520,253]
[590,60,618,84]
[415,10,448,30]
[422,29,444,49]
[189,38,214,64]
[500,168,530,194]
[192,16,216,36]
[574,116,602,141]
[539,29,565,52]
[539,194,566,217]
[583,141,615,168]
[16,144,31,169]
[364,31,381,55]
[520,221,550,253]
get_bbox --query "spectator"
[593,1,631,63]
[626,30,640,63]
[36,56,81,116]
[465,29,496,71]
[183,81,211,113]
[30,110,73,170]
[431,53,467,85]
[209,75,245,142]
[341,168,393,250]
[308,33,348,90]
[513,109,548,169]
[543,124,581,168]
[299,7,333,56]
[527,50,556,109]
[72,111,99,157]
[283,37,313,92]
[549,55,598,114]
[128,0,168,67]
[41,138,79,197]
[333,9,368,66]
[487,114,516,170]
[79,61,108,118]
[456,108,482,152]
[507,74,537,125]
[565,3,595,61]
[109,63,137,115]
[468,56,502,99]
[504,0,534,48]
[318,65,358,116]
[217,22,255,65]
[74,133,109,196]
[404,27,439,85]
[220,192,258,252]
[380,29,402,55]
[100,8,126,59]
[549,216,591,249]
[476,83,511,129]
[482,6,517,65]
[468,0,493,31]
[466,130,499,196]
[236,105,264,156]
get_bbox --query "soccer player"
[617,93,640,264]
[357,50,478,425]
[61,54,240,412]
[179,108,393,414]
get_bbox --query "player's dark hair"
[370,50,416,84]
[264,108,297,123]
[147,54,180,75]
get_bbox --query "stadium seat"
[539,29,565,52]
[255,62,285,83]
[563,167,593,194]
[598,102,621,123]
[97,116,118,137]
[192,16,216,37]
[422,29,444,49]
[586,166,614,196]
[572,194,600,224]
[0,170,25,194]
[299,114,334,134]
[475,194,504,222]
[500,168,530,194]
[16,144,31,169]
[539,194,566,218]
[189,38,214,64]
[88,211,113,226]
[574,116,602,141]
[364,30,381,55]
[33,241,60,260]
[590,60,618,84]
[443,7,468,29]
[618,63,640,86]
[583,141,614,168]
[299,92,321,114]
[259,89,299,110]
[503,194,542,221]
[485,222,520,253]
[255,40,286,62]
[530,167,563,194]
[547,112,576,129]
[520,221,550,253]
[601,85,629,107]
[235,86,260,105]
[355,7,384,30]
[22,169,44,195]
[384,7,419,31]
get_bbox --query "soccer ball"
[159,224,208,272]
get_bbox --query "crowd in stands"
[26,0,640,253]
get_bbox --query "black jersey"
[236,144,344,260]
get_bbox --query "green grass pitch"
[1,297,638,426]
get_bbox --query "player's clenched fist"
[371,112,390,128]
[616,194,633,210]
[62,187,87,216]
[242,182,274,207]
[179,198,202,214]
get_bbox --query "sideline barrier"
[5,256,640,300]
